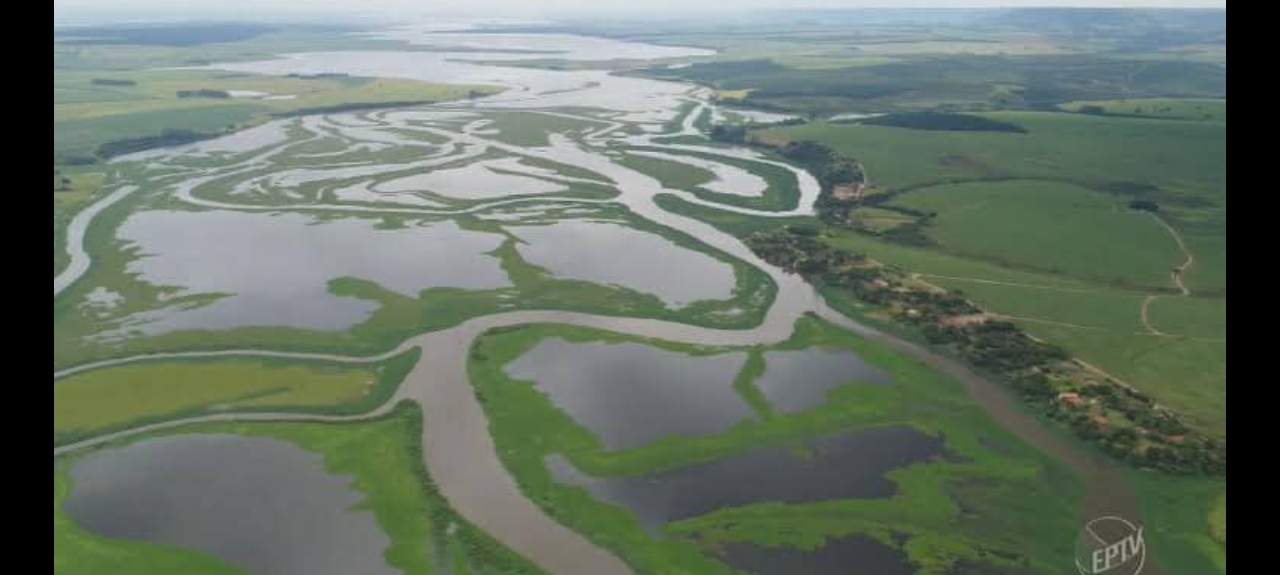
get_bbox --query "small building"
[1058,392,1084,408]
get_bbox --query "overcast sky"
[54,0,1227,26]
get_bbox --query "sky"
[53,0,1226,27]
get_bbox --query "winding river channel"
[54,27,1153,575]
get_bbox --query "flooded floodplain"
[49,23,1142,575]
[714,535,915,575]
[62,434,396,575]
[547,425,953,528]
[111,210,510,333]
[755,347,892,413]
[505,337,752,449]
[509,220,737,308]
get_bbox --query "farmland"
[887,180,1184,287]
[749,108,1226,438]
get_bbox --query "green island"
[467,318,1084,575]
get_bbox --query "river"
[53,26,1151,575]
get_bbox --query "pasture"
[822,226,1225,437]
[759,112,1225,206]
[888,180,1185,288]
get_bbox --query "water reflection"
[755,348,891,413]
[509,220,737,307]
[505,337,751,450]
[112,210,509,333]
[548,425,952,528]
[63,434,397,575]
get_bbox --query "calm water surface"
[548,425,953,528]
[755,347,892,413]
[505,337,752,449]
[63,434,397,575]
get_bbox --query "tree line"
[746,226,1225,476]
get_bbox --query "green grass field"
[54,404,546,575]
[620,146,803,211]
[749,109,1226,441]
[642,40,1223,114]
[616,151,716,190]
[818,226,1226,437]
[53,70,487,121]
[763,113,1229,292]
[759,112,1225,225]
[927,276,1146,331]
[823,227,1105,289]
[852,206,915,232]
[663,185,1228,440]
[53,172,106,211]
[1128,471,1227,575]
[1180,229,1226,294]
[1147,296,1227,339]
[467,318,1087,575]
[479,111,603,147]
[54,171,105,276]
[1209,492,1226,544]
[811,276,1225,575]
[54,351,417,443]
[1058,98,1227,122]
[54,17,1226,575]
[889,180,1185,288]
[654,193,809,237]
[56,103,263,160]
[1023,323,1226,435]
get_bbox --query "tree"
[709,125,747,143]
[1128,200,1159,212]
